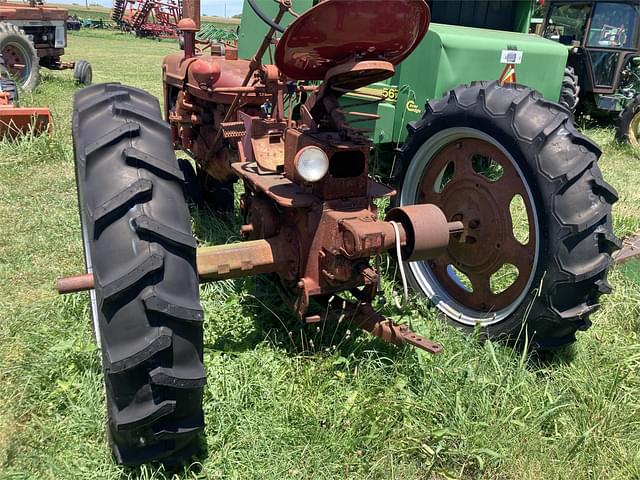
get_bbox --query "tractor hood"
[385,23,569,142]
[404,23,568,103]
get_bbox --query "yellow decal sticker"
[406,100,421,114]
[351,86,398,103]
[381,87,398,101]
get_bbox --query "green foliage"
[0,30,639,480]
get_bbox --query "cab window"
[544,3,591,45]
[587,2,638,48]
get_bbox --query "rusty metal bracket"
[311,297,442,354]
[351,303,442,354]
[613,233,640,264]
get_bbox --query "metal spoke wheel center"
[2,44,28,80]
[412,134,538,318]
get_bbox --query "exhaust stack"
[178,0,200,58]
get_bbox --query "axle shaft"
[56,236,294,294]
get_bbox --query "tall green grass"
[0,31,639,480]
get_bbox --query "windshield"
[587,2,639,48]
[544,3,591,45]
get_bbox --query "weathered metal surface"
[57,236,297,294]
[197,236,296,281]
[239,2,568,146]
[352,303,442,354]
[613,234,640,264]
[316,298,442,354]
[417,137,536,312]
[386,204,453,261]
[273,0,430,81]
[55,273,94,294]
[232,162,317,207]
[152,0,454,354]
[0,91,51,138]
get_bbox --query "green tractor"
[239,0,571,147]
[542,0,640,144]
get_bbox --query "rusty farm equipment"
[0,0,92,90]
[0,57,50,137]
[58,0,619,465]
[112,0,182,39]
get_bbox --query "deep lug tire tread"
[0,74,17,104]
[72,82,204,465]
[559,66,580,112]
[398,81,618,348]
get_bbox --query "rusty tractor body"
[63,0,619,465]
[166,0,456,348]
[0,50,50,137]
[0,1,67,63]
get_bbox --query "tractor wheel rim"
[629,111,640,146]
[79,193,102,347]
[400,128,540,326]
[2,43,31,83]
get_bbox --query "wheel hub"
[418,137,536,312]
[2,44,27,80]
[437,177,506,270]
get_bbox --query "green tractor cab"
[542,0,640,143]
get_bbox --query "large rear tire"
[397,81,619,348]
[73,83,205,465]
[0,22,39,91]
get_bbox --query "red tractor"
[61,0,619,465]
[0,0,92,90]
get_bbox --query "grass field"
[0,29,639,480]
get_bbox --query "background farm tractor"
[542,0,640,144]
[59,0,619,465]
[0,0,92,91]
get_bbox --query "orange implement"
[0,91,51,138]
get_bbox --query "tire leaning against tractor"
[72,83,205,465]
[0,22,39,91]
[559,66,580,113]
[397,81,619,348]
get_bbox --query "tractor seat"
[274,0,430,82]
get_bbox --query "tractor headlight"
[295,146,329,182]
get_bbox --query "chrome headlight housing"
[294,146,329,182]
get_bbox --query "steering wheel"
[247,0,288,33]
